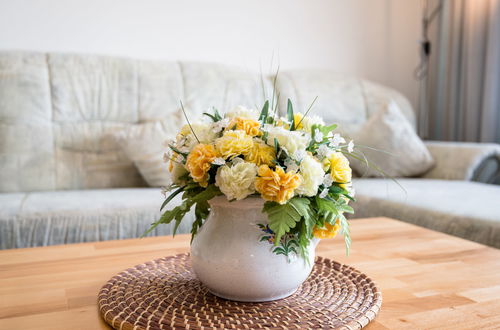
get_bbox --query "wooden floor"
[1,217,500,329]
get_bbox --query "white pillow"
[350,102,435,177]
[114,121,173,187]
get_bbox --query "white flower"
[322,174,333,187]
[319,189,329,198]
[211,118,230,133]
[177,122,217,151]
[225,105,260,121]
[342,182,356,197]
[170,161,188,185]
[347,140,355,153]
[212,157,226,166]
[293,149,307,162]
[191,122,218,144]
[215,161,258,200]
[296,155,325,197]
[284,158,299,173]
[331,133,346,147]
[265,126,310,155]
[298,114,325,133]
[314,128,323,142]
[317,144,333,159]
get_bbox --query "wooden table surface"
[1,217,500,330]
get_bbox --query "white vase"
[190,195,317,302]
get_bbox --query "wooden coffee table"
[1,217,500,329]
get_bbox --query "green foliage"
[203,107,222,122]
[179,100,200,143]
[143,184,221,238]
[287,99,295,130]
[263,197,313,246]
[258,100,269,123]
[295,96,318,130]
[314,195,353,255]
[160,186,184,211]
[168,145,188,158]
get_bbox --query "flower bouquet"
[146,99,358,301]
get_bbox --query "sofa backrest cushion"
[0,51,415,192]
[0,52,270,192]
[276,70,415,137]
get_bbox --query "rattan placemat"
[98,253,382,329]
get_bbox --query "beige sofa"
[1,51,499,249]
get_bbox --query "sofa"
[1,51,499,250]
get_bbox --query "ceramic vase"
[190,196,317,302]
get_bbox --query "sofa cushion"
[350,102,435,177]
[113,121,173,187]
[0,188,195,249]
[352,178,500,248]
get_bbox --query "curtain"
[424,0,500,143]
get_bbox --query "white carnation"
[225,105,260,121]
[211,118,230,133]
[296,155,325,197]
[322,174,333,187]
[215,161,258,201]
[265,126,310,155]
[284,158,299,173]
[170,161,188,185]
[298,114,325,133]
[177,122,217,151]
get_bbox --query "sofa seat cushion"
[352,178,500,248]
[0,188,194,249]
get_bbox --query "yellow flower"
[255,165,302,204]
[215,130,253,159]
[185,144,217,187]
[245,141,276,166]
[323,152,352,183]
[276,114,304,130]
[313,220,340,239]
[293,113,304,130]
[227,117,262,137]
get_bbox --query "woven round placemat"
[98,253,381,329]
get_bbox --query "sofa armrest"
[422,141,500,183]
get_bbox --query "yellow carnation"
[323,152,352,183]
[215,130,253,159]
[276,114,304,130]
[255,165,302,204]
[227,117,262,137]
[185,144,217,187]
[313,220,340,239]
[245,141,276,166]
[293,113,304,130]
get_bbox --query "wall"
[0,0,422,108]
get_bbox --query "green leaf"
[274,137,279,155]
[203,112,218,122]
[160,186,184,211]
[143,184,221,239]
[259,100,269,123]
[320,123,338,135]
[287,99,295,130]
[180,100,200,143]
[263,198,312,245]
[315,196,340,215]
[168,145,188,158]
